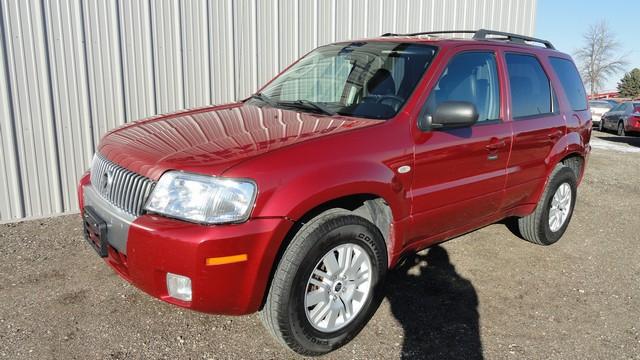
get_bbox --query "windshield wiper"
[249,93,278,107]
[281,99,336,116]
[250,94,336,116]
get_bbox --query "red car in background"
[600,101,640,136]
[78,29,590,355]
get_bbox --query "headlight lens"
[145,171,256,224]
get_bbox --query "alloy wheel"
[618,123,626,136]
[549,183,572,232]
[304,243,373,332]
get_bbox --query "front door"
[408,49,511,243]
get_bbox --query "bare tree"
[574,21,627,95]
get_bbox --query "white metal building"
[0,0,537,222]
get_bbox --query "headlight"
[144,171,256,224]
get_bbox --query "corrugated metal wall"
[0,0,537,222]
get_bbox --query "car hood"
[98,103,380,179]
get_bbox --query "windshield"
[253,42,437,119]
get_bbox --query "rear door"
[501,52,567,210]
[603,103,624,130]
[409,47,512,242]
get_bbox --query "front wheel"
[598,120,605,132]
[260,209,387,356]
[517,165,577,245]
[618,122,626,136]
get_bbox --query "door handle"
[485,139,506,151]
[485,139,506,160]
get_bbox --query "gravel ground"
[1,131,639,360]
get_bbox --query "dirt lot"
[1,131,639,360]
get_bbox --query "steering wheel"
[372,94,405,110]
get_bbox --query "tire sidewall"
[286,216,387,353]
[538,167,577,244]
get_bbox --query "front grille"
[90,154,156,216]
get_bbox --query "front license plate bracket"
[83,206,109,258]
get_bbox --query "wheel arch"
[559,153,585,182]
[258,193,395,310]
[528,150,585,207]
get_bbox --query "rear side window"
[549,57,588,111]
[624,103,634,114]
[423,51,500,123]
[506,54,553,119]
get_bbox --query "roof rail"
[473,29,555,49]
[380,29,556,50]
[381,30,476,37]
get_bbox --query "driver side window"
[423,51,500,123]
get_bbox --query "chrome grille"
[90,154,156,216]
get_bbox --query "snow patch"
[590,137,640,153]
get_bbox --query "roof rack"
[381,30,476,37]
[473,29,555,49]
[380,29,556,50]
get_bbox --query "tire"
[598,120,605,132]
[260,209,387,356]
[618,122,626,136]
[517,165,577,245]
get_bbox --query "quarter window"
[549,57,588,111]
[423,52,500,123]
[506,54,554,119]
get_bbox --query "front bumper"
[78,173,293,315]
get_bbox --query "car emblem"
[102,170,114,195]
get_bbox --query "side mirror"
[419,101,479,131]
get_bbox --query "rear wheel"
[260,209,387,356]
[618,122,626,136]
[517,165,577,245]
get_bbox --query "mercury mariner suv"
[78,29,591,355]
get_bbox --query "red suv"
[78,29,590,355]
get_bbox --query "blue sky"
[535,0,639,91]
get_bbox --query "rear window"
[549,57,588,111]
[506,53,554,119]
[589,101,612,109]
